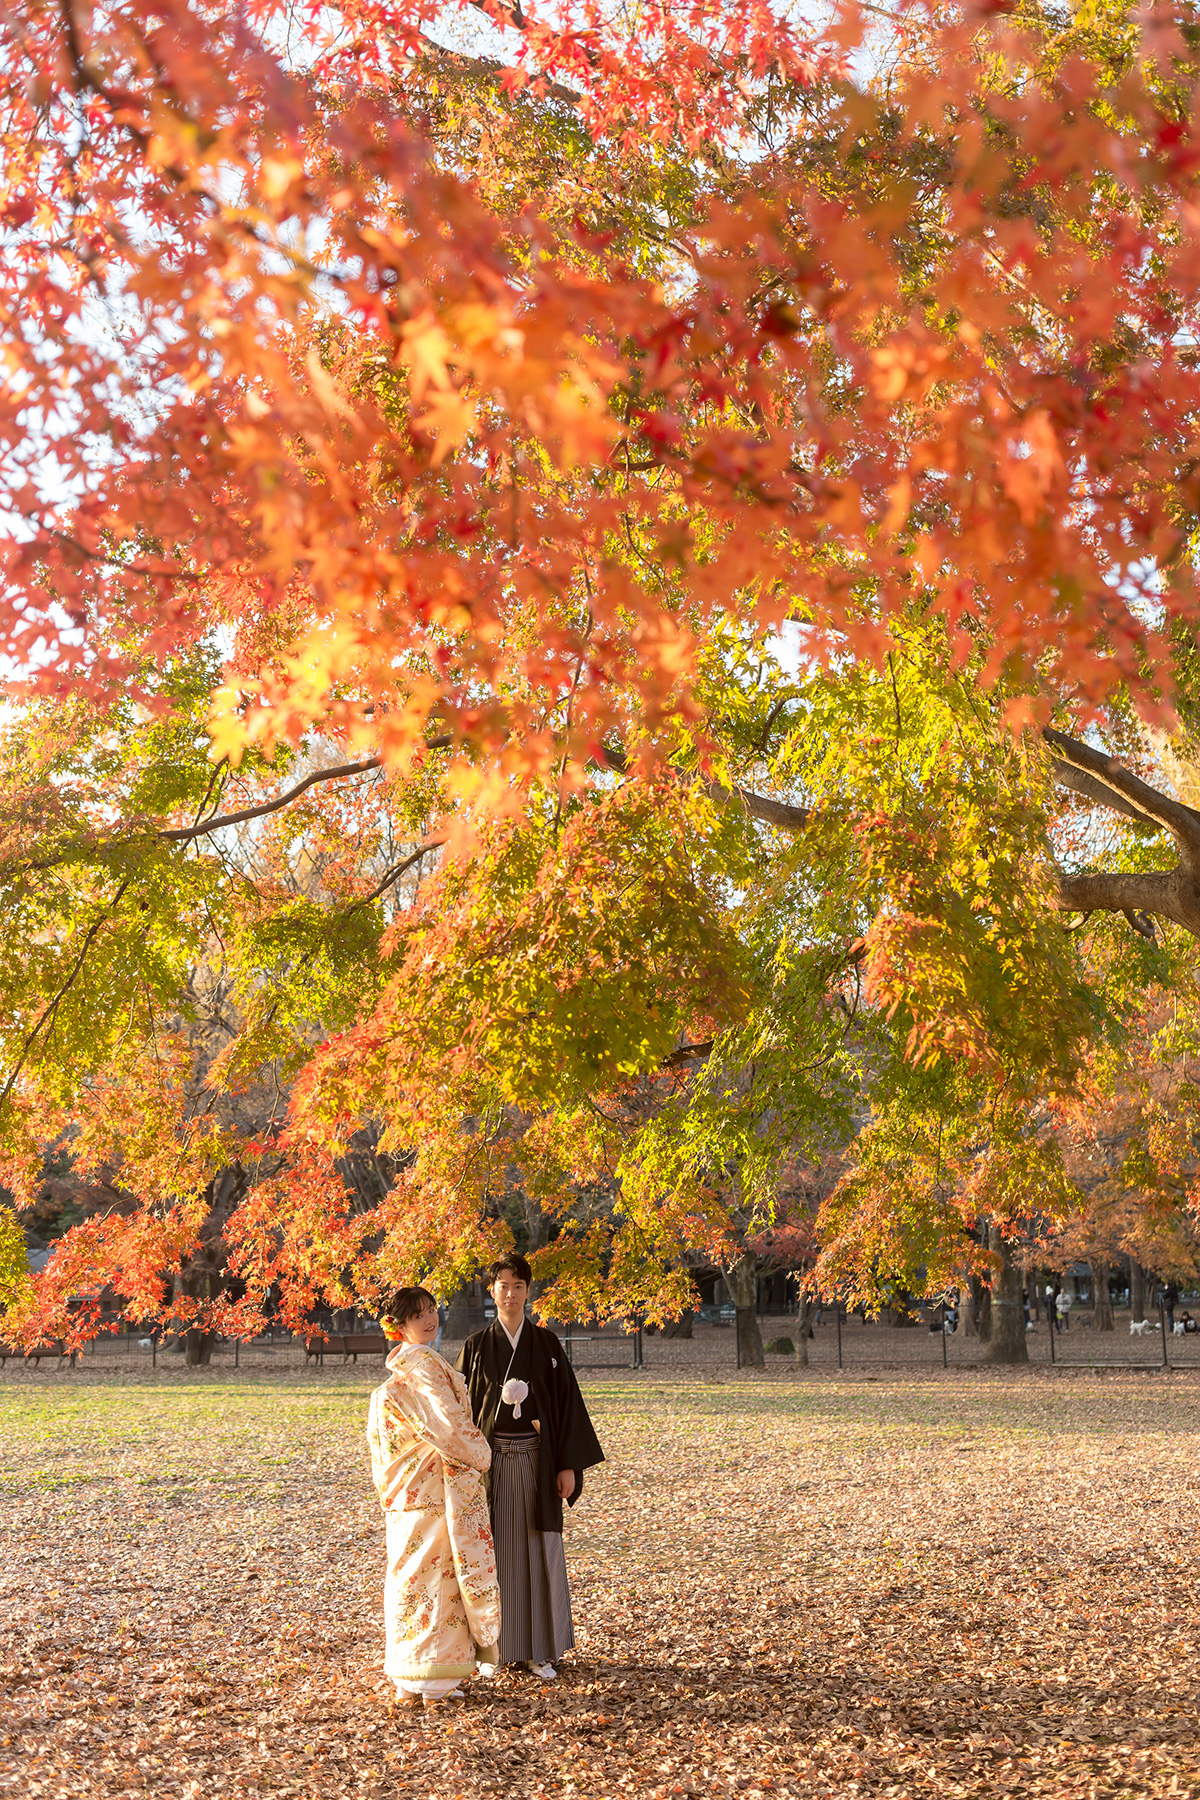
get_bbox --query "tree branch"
[159,758,384,842]
[1051,867,1200,937]
[1048,758,1151,825]
[661,1040,713,1070]
[342,839,442,918]
[0,879,132,1111]
[600,746,809,833]
[714,781,808,833]
[1043,727,1200,875]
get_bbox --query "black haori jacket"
[456,1321,605,1534]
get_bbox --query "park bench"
[0,1340,78,1369]
[304,1332,388,1366]
[560,1330,643,1370]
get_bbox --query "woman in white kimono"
[367,1287,501,1707]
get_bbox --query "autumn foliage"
[6,0,1200,1345]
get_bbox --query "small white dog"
[1174,1321,1186,1337]
[1130,1319,1154,1336]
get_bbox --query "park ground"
[1,1360,1198,1800]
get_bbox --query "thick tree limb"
[713,781,809,832]
[1051,868,1200,937]
[1047,758,1152,826]
[1043,727,1200,875]
[600,745,809,833]
[1043,726,1200,939]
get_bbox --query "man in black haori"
[456,1253,604,1683]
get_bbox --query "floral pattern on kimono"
[367,1343,501,1684]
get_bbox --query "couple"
[366,1254,604,1708]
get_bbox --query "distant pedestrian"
[1056,1289,1072,1332]
[1045,1285,1059,1332]
[1163,1283,1179,1333]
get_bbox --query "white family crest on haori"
[501,1377,530,1418]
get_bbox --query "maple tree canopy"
[4,0,1200,1352]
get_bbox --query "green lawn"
[2,1366,1197,1799]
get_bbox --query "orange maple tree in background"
[6,0,1200,1346]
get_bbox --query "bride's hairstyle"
[382,1285,437,1327]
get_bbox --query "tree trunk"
[661,1310,694,1339]
[184,1329,216,1366]
[1091,1261,1114,1330]
[883,1300,918,1327]
[445,1289,471,1337]
[961,1277,980,1338]
[794,1290,809,1369]
[984,1225,1029,1364]
[179,1264,220,1365]
[1131,1260,1146,1324]
[978,1280,992,1344]
[726,1254,764,1368]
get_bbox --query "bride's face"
[398,1303,439,1347]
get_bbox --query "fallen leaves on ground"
[1,1363,1198,1799]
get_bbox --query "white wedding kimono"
[367,1343,501,1696]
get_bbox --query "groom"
[456,1254,604,1681]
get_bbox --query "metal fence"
[7,1306,1200,1376]
[5,1320,646,1374]
[732,1300,1200,1371]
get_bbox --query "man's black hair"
[381,1285,437,1326]
[490,1252,533,1287]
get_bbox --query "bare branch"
[342,839,442,918]
[661,1040,713,1070]
[0,879,132,1111]
[710,780,809,833]
[160,758,384,842]
[601,745,809,833]
[1121,907,1157,941]
[1043,727,1200,875]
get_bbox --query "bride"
[367,1287,501,1707]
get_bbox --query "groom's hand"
[556,1469,575,1500]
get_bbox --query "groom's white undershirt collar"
[498,1317,526,1352]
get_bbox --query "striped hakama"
[491,1433,574,1665]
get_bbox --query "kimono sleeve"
[400,1352,492,1473]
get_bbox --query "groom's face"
[492,1273,529,1318]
